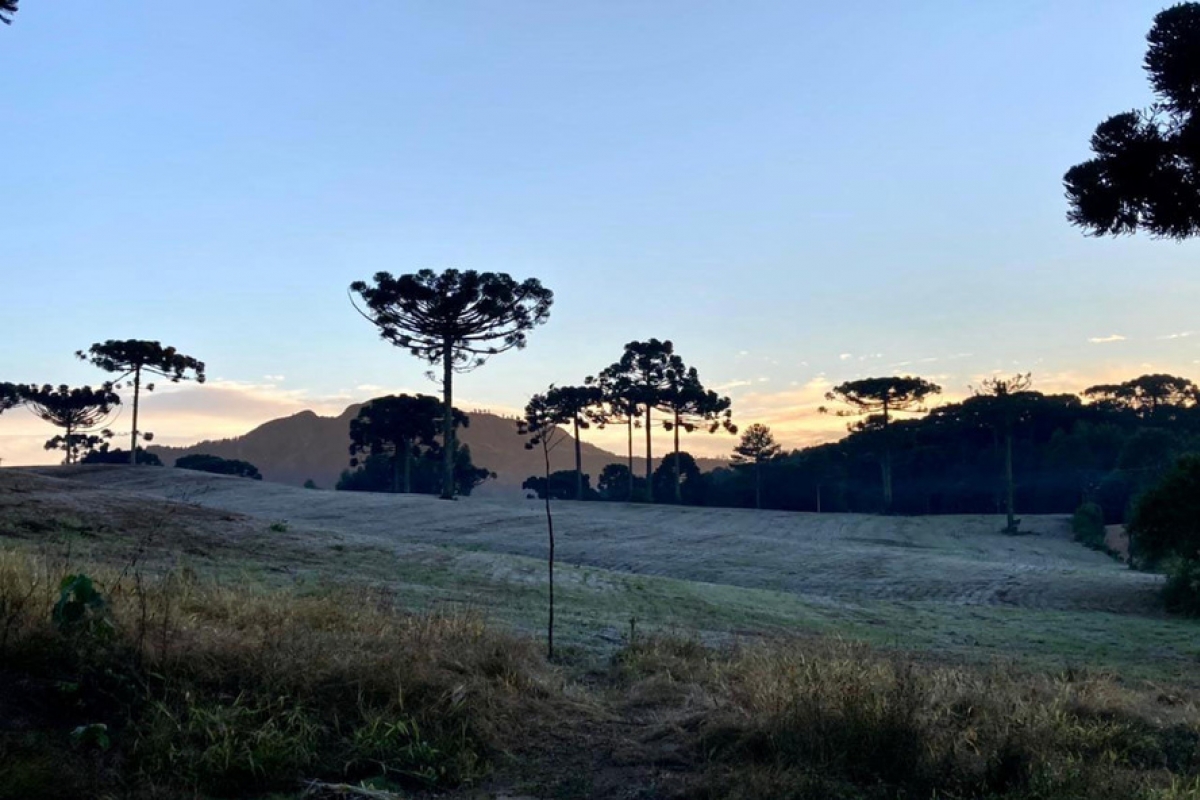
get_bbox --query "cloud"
[263,374,286,382]
[839,353,852,361]
[1159,331,1195,340]
[1088,334,1127,344]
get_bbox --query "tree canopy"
[595,339,677,499]
[23,384,121,464]
[77,340,206,465]
[350,269,552,499]
[822,376,942,511]
[658,361,735,503]
[1084,374,1198,418]
[539,384,603,501]
[1064,3,1200,239]
[348,394,464,493]
[175,454,263,480]
[0,1,17,25]
[731,423,782,509]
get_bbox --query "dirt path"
[21,465,1162,616]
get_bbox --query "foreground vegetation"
[3,546,1200,800]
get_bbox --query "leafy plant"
[52,573,112,638]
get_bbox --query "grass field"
[4,465,1200,799]
[1,465,1195,682]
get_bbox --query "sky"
[2,1,1199,466]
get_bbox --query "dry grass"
[613,636,1200,799]
[0,549,556,799]
[4,544,1200,799]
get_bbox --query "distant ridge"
[150,405,727,492]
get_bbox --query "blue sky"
[2,1,1198,463]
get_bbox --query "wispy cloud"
[1088,334,1127,344]
[1158,331,1195,341]
[838,353,852,361]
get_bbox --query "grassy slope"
[3,467,1198,683]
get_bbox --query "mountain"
[149,405,728,493]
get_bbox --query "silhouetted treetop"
[1,1,18,26]
[350,268,552,499]
[23,384,122,465]
[1084,373,1199,417]
[1065,3,1200,239]
[349,269,554,370]
[77,340,207,386]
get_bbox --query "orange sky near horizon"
[1,361,1191,469]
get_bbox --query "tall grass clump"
[0,549,551,799]
[617,637,1200,800]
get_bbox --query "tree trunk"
[880,401,892,513]
[816,483,822,513]
[403,441,412,494]
[573,417,583,501]
[542,444,555,660]
[1005,428,1016,533]
[755,459,762,509]
[644,405,653,503]
[626,415,634,501]
[673,411,682,504]
[440,341,455,500]
[392,450,402,493]
[881,454,893,513]
[129,367,141,466]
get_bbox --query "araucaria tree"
[595,340,676,501]
[658,361,735,503]
[350,269,553,500]
[822,376,942,512]
[731,423,782,509]
[518,391,570,659]
[0,383,21,415]
[587,371,642,502]
[1064,3,1200,240]
[1083,374,1198,420]
[966,373,1035,534]
[349,394,464,493]
[23,385,121,464]
[0,1,18,26]
[77,340,206,465]
[542,384,603,501]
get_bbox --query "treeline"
[524,373,1200,527]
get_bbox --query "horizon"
[2,2,1198,466]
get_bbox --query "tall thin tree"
[77,340,206,466]
[518,391,570,660]
[731,423,782,509]
[587,371,641,501]
[595,340,675,501]
[350,269,553,499]
[821,376,942,512]
[658,360,736,503]
[542,384,603,501]
[968,373,1035,534]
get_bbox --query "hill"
[149,404,726,490]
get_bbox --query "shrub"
[1072,501,1107,550]
[175,453,263,480]
[1163,558,1200,617]
[1128,455,1200,567]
